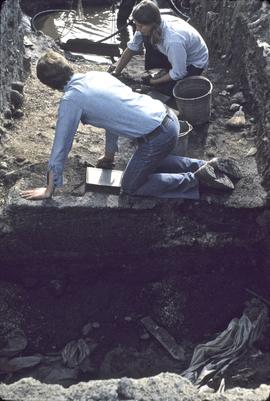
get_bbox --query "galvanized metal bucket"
[171,120,193,156]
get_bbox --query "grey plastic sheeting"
[182,307,267,386]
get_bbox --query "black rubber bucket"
[173,76,213,125]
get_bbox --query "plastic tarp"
[182,308,267,386]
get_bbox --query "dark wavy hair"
[132,0,162,45]
[36,50,74,90]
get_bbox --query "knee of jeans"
[121,176,140,195]
[121,180,137,195]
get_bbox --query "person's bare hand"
[20,187,52,200]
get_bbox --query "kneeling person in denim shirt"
[21,51,234,201]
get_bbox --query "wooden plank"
[141,316,185,361]
[61,39,121,57]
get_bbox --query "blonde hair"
[36,50,74,90]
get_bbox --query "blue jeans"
[121,112,204,199]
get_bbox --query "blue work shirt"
[128,15,209,80]
[48,71,166,187]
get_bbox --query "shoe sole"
[209,157,242,180]
[195,164,234,190]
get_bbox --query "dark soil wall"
[0,0,26,117]
[190,0,270,192]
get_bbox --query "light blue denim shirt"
[128,15,209,80]
[48,71,166,187]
